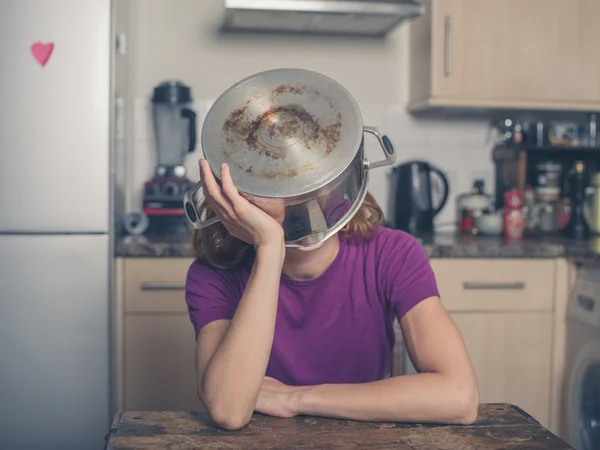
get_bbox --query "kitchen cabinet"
[114,257,202,412]
[429,258,569,434]
[408,0,600,112]
[450,312,553,424]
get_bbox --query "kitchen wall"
[116,0,494,230]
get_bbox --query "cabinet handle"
[463,282,526,290]
[140,282,186,291]
[444,14,452,77]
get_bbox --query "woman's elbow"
[208,407,252,431]
[198,387,253,430]
[452,381,479,425]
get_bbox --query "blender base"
[142,175,195,237]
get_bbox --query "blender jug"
[151,81,196,178]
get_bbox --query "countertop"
[115,231,600,265]
[105,403,571,449]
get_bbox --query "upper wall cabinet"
[408,0,600,112]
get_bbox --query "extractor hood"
[222,0,425,37]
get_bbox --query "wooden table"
[105,403,572,449]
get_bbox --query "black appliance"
[143,81,197,236]
[391,160,449,237]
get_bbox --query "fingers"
[199,159,218,193]
[220,163,249,213]
[198,159,235,219]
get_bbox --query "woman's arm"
[198,243,284,430]
[260,296,479,424]
[195,160,286,430]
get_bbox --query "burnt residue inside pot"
[221,84,342,180]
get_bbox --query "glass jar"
[538,202,558,233]
[535,160,562,202]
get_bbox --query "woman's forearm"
[201,242,284,429]
[296,373,479,425]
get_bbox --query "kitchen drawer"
[430,259,555,312]
[122,258,194,313]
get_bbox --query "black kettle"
[391,160,449,237]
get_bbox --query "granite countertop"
[423,233,600,265]
[116,234,194,258]
[115,232,600,265]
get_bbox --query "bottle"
[513,122,523,145]
[557,197,572,231]
[522,185,537,230]
[590,172,600,234]
[503,189,525,239]
[564,161,590,239]
[590,113,597,148]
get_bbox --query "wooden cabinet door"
[430,259,554,312]
[432,0,600,108]
[124,313,203,411]
[451,312,553,428]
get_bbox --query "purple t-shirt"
[185,226,439,386]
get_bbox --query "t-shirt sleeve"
[379,230,440,321]
[185,260,239,337]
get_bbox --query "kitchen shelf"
[493,147,600,162]
[524,146,600,153]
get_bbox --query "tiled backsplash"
[116,0,494,233]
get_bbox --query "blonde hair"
[191,191,384,270]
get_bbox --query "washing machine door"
[569,341,600,450]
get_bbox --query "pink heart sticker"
[31,42,54,66]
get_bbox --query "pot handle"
[364,126,396,169]
[183,181,221,230]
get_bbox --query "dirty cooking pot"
[183,68,395,247]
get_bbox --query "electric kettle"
[391,160,449,237]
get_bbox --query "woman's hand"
[199,159,284,249]
[255,377,310,418]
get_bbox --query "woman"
[185,159,479,430]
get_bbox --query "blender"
[142,81,197,235]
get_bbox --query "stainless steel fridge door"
[0,0,111,233]
[0,235,110,450]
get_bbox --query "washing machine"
[565,266,600,450]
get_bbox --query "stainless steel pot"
[183,68,395,247]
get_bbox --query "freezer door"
[0,235,110,450]
[0,0,111,233]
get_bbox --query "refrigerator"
[0,1,114,449]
